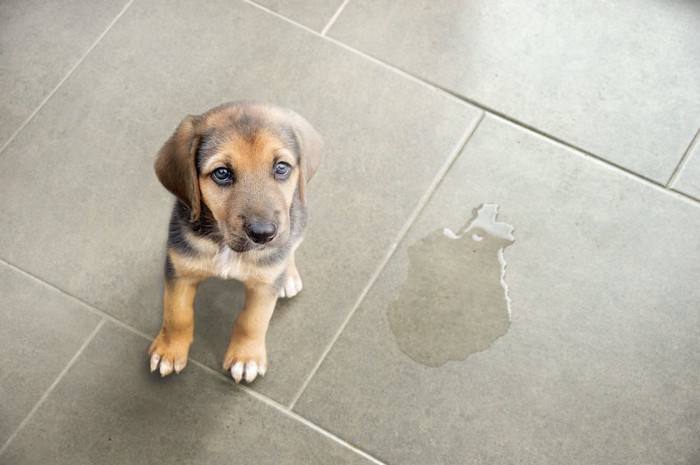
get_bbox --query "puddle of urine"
[388,204,515,367]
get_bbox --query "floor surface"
[1,1,699,464]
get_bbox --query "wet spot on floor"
[388,204,515,367]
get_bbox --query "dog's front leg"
[149,277,199,376]
[223,279,278,384]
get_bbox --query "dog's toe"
[280,275,303,298]
[150,354,161,372]
[159,359,174,377]
[231,362,244,383]
[229,361,265,384]
[150,354,185,377]
[244,362,258,383]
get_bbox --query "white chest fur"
[214,247,256,280]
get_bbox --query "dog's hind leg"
[279,252,303,298]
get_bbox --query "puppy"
[149,101,322,383]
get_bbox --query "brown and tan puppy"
[149,101,322,383]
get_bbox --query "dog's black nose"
[244,222,277,244]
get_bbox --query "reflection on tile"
[250,0,344,31]
[295,116,700,464]
[0,322,375,464]
[0,0,130,147]
[0,0,480,404]
[0,262,101,445]
[672,137,700,201]
[329,0,700,182]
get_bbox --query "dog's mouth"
[227,236,280,253]
[227,237,257,253]
[226,227,289,253]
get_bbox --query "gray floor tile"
[0,0,130,149]
[0,0,480,404]
[294,116,700,464]
[328,0,700,183]
[250,0,344,31]
[0,262,101,446]
[0,322,376,465]
[672,135,700,201]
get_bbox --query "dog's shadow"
[190,278,298,370]
[190,278,245,369]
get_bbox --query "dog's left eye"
[274,162,291,179]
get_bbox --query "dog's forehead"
[202,104,292,138]
[196,107,297,172]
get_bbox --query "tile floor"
[1,1,698,464]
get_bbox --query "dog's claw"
[149,353,187,377]
[159,359,173,377]
[231,362,244,383]
[174,360,186,374]
[228,360,264,384]
[244,362,258,383]
[150,354,161,373]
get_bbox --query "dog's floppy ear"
[288,112,323,205]
[154,115,202,221]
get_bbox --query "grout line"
[321,35,700,207]
[319,27,473,109]
[239,0,471,110]
[188,360,388,465]
[280,404,388,465]
[421,78,666,186]
[0,319,107,457]
[486,114,700,209]
[666,127,700,188]
[0,258,386,464]
[241,0,700,208]
[0,258,154,341]
[287,112,485,410]
[321,0,352,36]
[0,0,136,157]
[241,0,318,34]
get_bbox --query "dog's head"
[155,102,323,252]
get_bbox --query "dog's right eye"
[212,167,233,185]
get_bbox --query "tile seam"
[669,187,700,203]
[427,81,700,195]
[287,113,485,410]
[321,0,352,36]
[486,114,700,209]
[0,258,154,341]
[0,0,136,157]
[0,258,387,464]
[321,45,700,206]
[239,0,472,110]
[239,0,700,207]
[0,319,107,457]
[666,127,700,188]
[188,360,388,465]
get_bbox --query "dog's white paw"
[148,331,190,377]
[279,274,303,298]
[223,339,268,384]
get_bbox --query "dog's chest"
[214,247,255,280]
